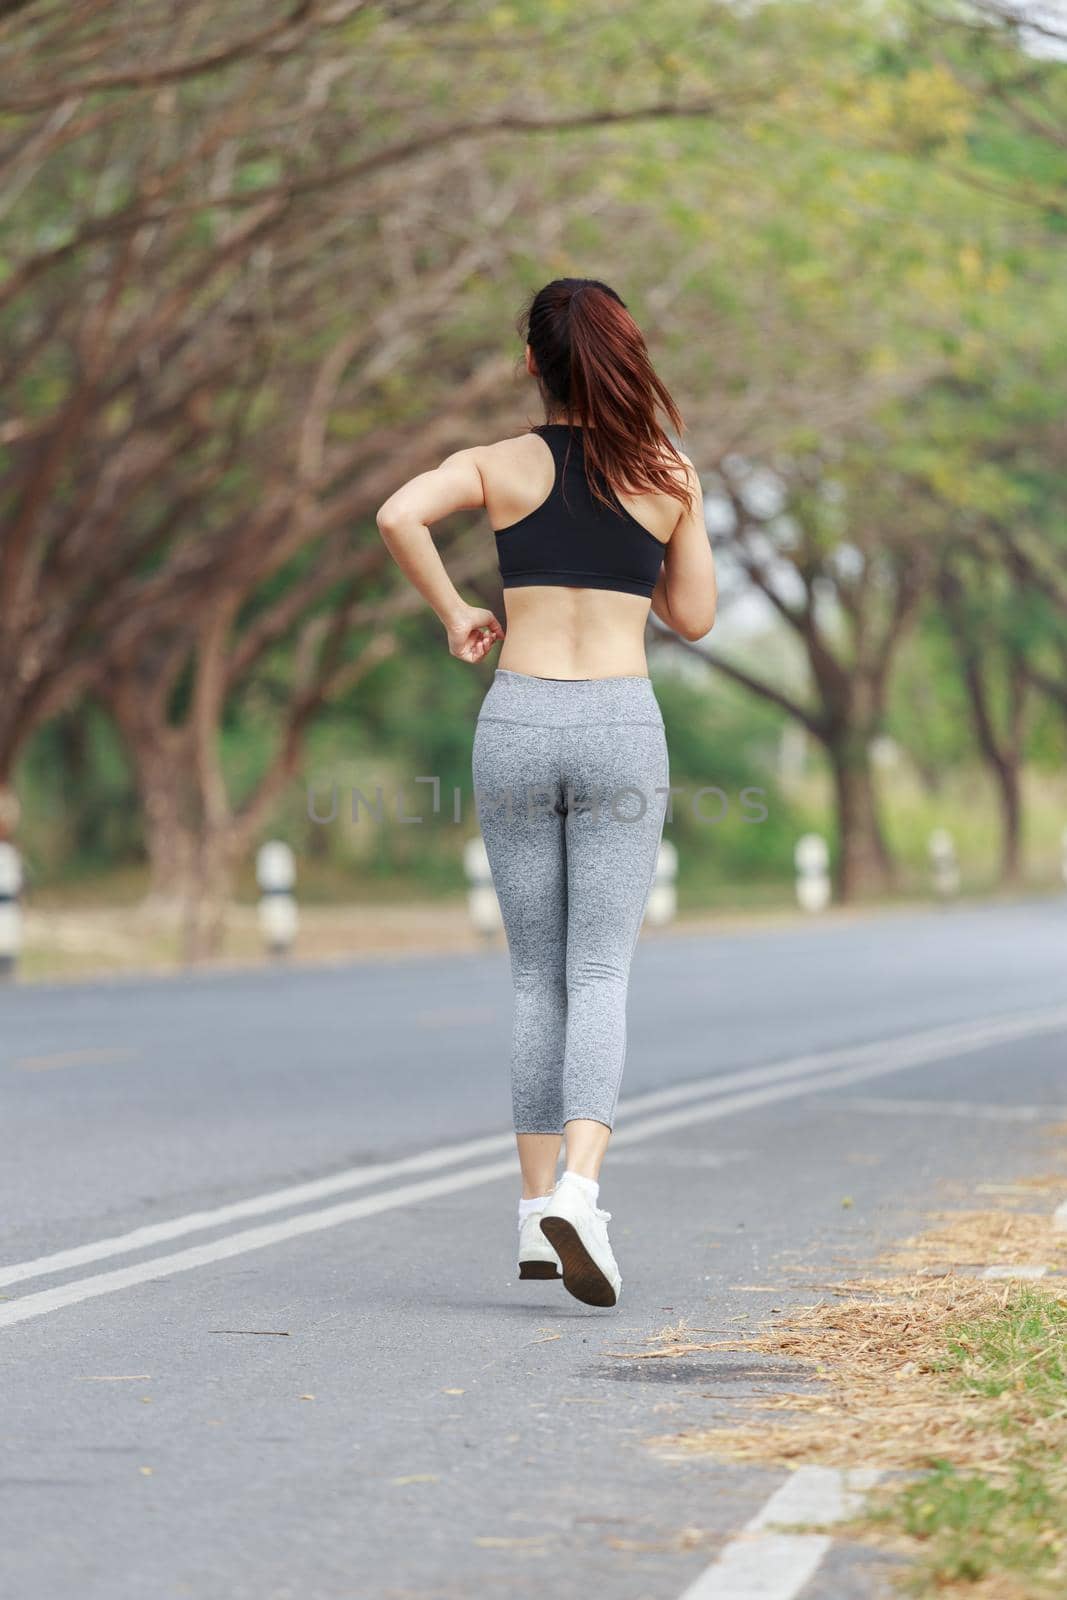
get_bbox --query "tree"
[656,439,941,898]
[2,0,786,927]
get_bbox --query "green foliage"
[869,1289,1067,1596]
[5,0,1067,902]
[16,707,140,885]
[653,667,801,896]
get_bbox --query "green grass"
[885,1461,1060,1590]
[866,1289,1067,1597]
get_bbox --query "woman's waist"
[477,666,663,729]
[496,606,650,681]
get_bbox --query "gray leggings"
[472,669,669,1134]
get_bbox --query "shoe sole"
[539,1216,618,1307]
[519,1260,560,1280]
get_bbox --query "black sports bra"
[494,424,667,599]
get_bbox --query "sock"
[560,1171,599,1205]
[518,1194,552,1230]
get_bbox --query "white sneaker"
[539,1179,621,1307]
[518,1209,561,1280]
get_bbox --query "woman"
[376,277,716,1308]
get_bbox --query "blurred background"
[1,0,1065,980]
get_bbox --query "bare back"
[477,430,683,679]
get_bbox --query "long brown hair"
[518,277,693,517]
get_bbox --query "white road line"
[678,1465,881,1600]
[608,1006,1067,1154]
[0,1159,516,1329]
[2,1004,1066,1327]
[624,1005,1067,1119]
[7,1003,1065,1294]
[0,1128,515,1290]
[835,1097,1058,1123]
[981,1264,1049,1280]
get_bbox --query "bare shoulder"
[663,447,702,506]
[476,429,546,458]
[467,429,550,484]
[661,445,698,479]
[474,430,556,529]
[444,430,543,475]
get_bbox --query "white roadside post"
[0,842,23,980]
[928,828,960,901]
[645,839,678,927]
[464,836,503,943]
[794,833,831,913]
[255,841,298,959]
[1062,826,1067,890]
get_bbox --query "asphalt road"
[2,898,1066,1600]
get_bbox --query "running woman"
[376,277,717,1306]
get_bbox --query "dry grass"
[17,901,491,981]
[618,1193,1067,1597]
[882,1203,1067,1273]
[646,1271,1061,1473]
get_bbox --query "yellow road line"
[13,1048,138,1073]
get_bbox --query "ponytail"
[519,277,693,517]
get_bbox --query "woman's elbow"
[676,605,716,642]
[375,499,401,539]
[662,570,716,641]
[376,500,417,555]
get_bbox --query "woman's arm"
[649,456,717,641]
[375,447,505,665]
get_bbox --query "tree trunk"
[0,777,20,844]
[827,732,894,901]
[124,732,236,956]
[139,739,199,908]
[991,754,1023,887]
[180,831,236,963]
[124,735,236,958]
[939,570,1028,891]
[105,694,200,914]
